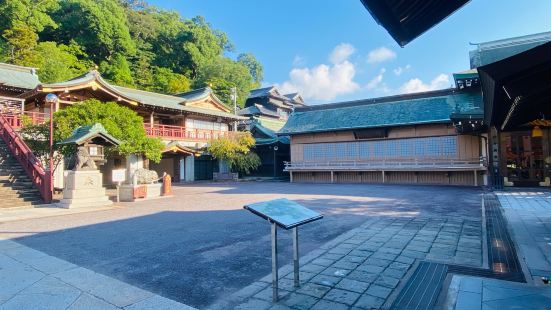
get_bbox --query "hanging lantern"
[532,125,543,138]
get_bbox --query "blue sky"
[150,0,551,104]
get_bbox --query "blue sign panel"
[244,198,323,229]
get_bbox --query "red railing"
[0,113,51,203]
[144,123,233,141]
[1,111,49,129]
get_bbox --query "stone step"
[0,177,32,183]
[0,188,38,195]
[0,171,28,180]
[0,199,43,209]
[1,192,41,199]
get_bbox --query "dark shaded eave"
[360,0,470,46]
[478,41,551,129]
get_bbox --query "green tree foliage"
[54,99,165,163]
[0,0,263,103]
[18,42,89,83]
[19,116,64,173]
[195,57,254,107]
[207,132,261,174]
[238,53,263,86]
[99,53,135,87]
[47,0,136,62]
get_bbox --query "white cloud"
[366,68,388,92]
[329,43,356,64]
[393,64,411,76]
[278,44,359,101]
[367,47,396,63]
[399,74,450,94]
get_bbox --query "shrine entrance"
[501,130,550,186]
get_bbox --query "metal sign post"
[271,221,278,301]
[244,198,323,302]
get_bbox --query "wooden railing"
[144,123,232,141]
[0,113,51,203]
[0,111,49,129]
[284,157,487,171]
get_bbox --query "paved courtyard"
[0,182,483,308]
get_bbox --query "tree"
[0,0,264,100]
[48,0,136,63]
[100,53,135,87]
[238,53,263,86]
[53,99,165,163]
[207,132,261,174]
[150,67,191,94]
[19,117,64,173]
[194,57,255,107]
[18,41,89,83]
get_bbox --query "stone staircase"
[0,139,44,208]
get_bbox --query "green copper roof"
[250,122,290,145]
[0,63,40,90]
[279,89,483,135]
[469,31,551,68]
[254,116,286,132]
[58,123,120,146]
[453,69,479,80]
[39,70,245,121]
[174,87,213,101]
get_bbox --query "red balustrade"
[0,111,49,129]
[143,123,232,141]
[0,113,51,203]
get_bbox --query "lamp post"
[273,145,279,178]
[45,93,58,198]
[230,87,237,131]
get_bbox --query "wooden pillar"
[290,171,293,183]
[382,170,385,183]
[149,112,154,128]
[330,171,334,183]
[474,170,478,186]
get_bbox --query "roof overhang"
[479,41,551,130]
[163,143,201,156]
[360,0,470,46]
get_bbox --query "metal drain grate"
[484,194,525,281]
[391,262,448,310]
[390,193,526,309]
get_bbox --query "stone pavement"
[214,215,483,310]
[0,238,196,310]
[449,275,551,310]
[496,191,551,281]
[0,204,115,223]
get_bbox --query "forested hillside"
[0,0,263,106]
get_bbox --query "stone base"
[119,183,162,202]
[57,170,113,209]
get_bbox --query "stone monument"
[56,124,120,208]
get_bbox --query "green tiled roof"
[453,69,479,80]
[469,31,551,68]
[113,85,244,120]
[58,123,120,146]
[279,89,482,135]
[0,63,40,90]
[39,71,245,121]
[251,122,290,145]
[174,87,211,100]
[255,116,286,132]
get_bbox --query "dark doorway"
[194,155,218,180]
[503,131,545,185]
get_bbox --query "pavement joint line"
[388,193,528,310]
[226,214,484,309]
[0,240,197,310]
